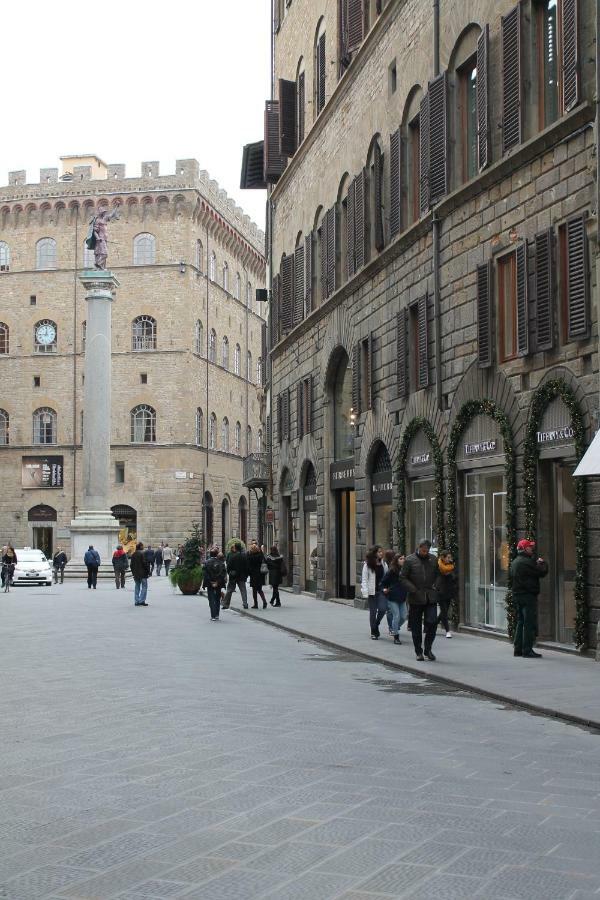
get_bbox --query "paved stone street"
[1,578,600,900]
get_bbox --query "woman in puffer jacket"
[435,550,457,638]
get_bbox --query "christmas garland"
[522,378,587,650]
[447,400,516,633]
[395,417,445,555]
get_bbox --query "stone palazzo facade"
[259,0,600,648]
[0,155,266,556]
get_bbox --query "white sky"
[1,0,270,230]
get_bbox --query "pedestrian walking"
[435,550,457,638]
[381,553,407,644]
[52,547,68,584]
[266,545,285,607]
[361,546,387,640]
[222,542,249,609]
[401,539,439,661]
[84,545,101,589]
[130,542,150,606]
[144,544,155,576]
[511,539,548,658]
[202,547,227,620]
[247,540,268,609]
[162,543,174,575]
[112,544,129,589]
[154,545,163,576]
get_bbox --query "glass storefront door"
[33,526,53,559]
[464,470,508,631]
[304,512,318,592]
[373,503,393,549]
[337,490,356,599]
[540,462,577,643]
[557,465,576,643]
[408,479,438,554]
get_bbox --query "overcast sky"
[1,0,270,230]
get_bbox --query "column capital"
[79,270,120,297]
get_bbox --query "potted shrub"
[225,537,246,554]
[169,522,204,595]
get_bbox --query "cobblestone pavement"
[1,577,599,899]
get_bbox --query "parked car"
[12,549,53,586]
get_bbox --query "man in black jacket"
[222,543,249,609]
[401,540,439,661]
[203,547,227,620]
[52,548,68,584]
[510,539,548,658]
[130,542,151,606]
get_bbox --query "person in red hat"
[510,539,548,658]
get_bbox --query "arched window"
[449,25,481,188]
[0,409,9,444]
[196,239,204,273]
[247,424,252,455]
[33,407,57,445]
[133,233,156,265]
[82,239,95,269]
[247,350,253,382]
[256,428,263,453]
[257,358,263,386]
[195,319,204,355]
[132,315,157,351]
[130,404,156,443]
[34,319,57,354]
[222,335,229,369]
[209,412,217,449]
[208,329,216,363]
[366,135,385,259]
[235,271,241,300]
[195,407,204,446]
[399,86,424,228]
[222,261,229,292]
[332,350,354,460]
[314,18,326,118]
[209,252,216,282]
[36,238,57,270]
[234,343,241,375]
[0,322,8,354]
[235,420,241,453]
[0,241,10,270]
[222,417,229,452]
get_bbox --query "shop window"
[0,322,8,354]
[130,405,156,443]
[133,233,156,265]
[497,252,518,362]
[0,409,8,445]
[33,407,57,445]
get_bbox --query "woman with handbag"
[361,545,387,640]
[247,540,268,609]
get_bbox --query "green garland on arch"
[447,399,517,633]
[523,378,587,650]
[395,417,445,555]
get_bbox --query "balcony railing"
[243,453,270,488]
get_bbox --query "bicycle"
[2,564,14,592]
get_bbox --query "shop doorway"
[336,489,356,599]
[279,469,294,587]
[32,527,53,558]
[538,462,576,643]
[303,464,318,592]
[28,505,57,559]
[463,470,508,631]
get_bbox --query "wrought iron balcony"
[243,453,270,488]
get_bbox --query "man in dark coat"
[222,542,249,609]
[130,542,151,606]
[400,540,439,661]
[83,545,101,589]
[143,544,155,576]
[52,548,68,584]
[154,545,164,576]
[511,539,548,658]
[112,544,129,590]
[203,547,227,620]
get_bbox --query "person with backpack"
[381,553,407,644]
[266,545,285,606]
[222,542,249,610]
[112,544,129,589]
[202,547,227,621]
[83,545,101,589]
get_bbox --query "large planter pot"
[177,579,202,595]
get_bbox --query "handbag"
[260,561,269,575]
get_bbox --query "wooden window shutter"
[389,127,401,239]
[283,388,290,440]
[318,33,326,113]
[535,228,554,351]
[352,343,361,416]
[476,261,493,367]
[266,414,272,454]
[298,71,305,144]
[354,169,366,271]
[320,217,328,300]
[419,92,430,216]
[347,0,364,54]
[366,332,374,409]
[264,101,286,183]
[294,243,305,327]
[501,4,522,154]
[277,393,283,443]
[280,254,295,333]
[297,381,304,439]
[561,0,579,112]
[271,273,280,347]
[428,73,447,205]
[279,79,297,157]
[261,322,268,383]
[326,205,337,296]
[240,141,266,190]
[397,308,408,397]
[417,293,429,388]
[305,375,313,433]
[304,233,313,315]
[347,179,356,279]
[516,242,529,356]
[477,24,490,171]
[373,143,385,251]
[566,213,589,339]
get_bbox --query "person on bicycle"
[1,544,17,588]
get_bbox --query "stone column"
[65,271,121,578]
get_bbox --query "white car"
[12,548,53,586]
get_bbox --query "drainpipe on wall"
[432,0,443,412]
[72,210,79,520]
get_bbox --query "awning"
[574,429,600,476]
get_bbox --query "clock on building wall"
[36,323,56,345]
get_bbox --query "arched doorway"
[279,468,294,587]
[369,443,393,549]
[111,505,137,554]
[203,492,214,546]
[330,350,355,599]
[238,496,248,545]
[221,497,231,550]
[28,504,56,558]
[302,463,318,592]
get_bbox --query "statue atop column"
[85,209,119,270]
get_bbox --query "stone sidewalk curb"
[239,608,600,732]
